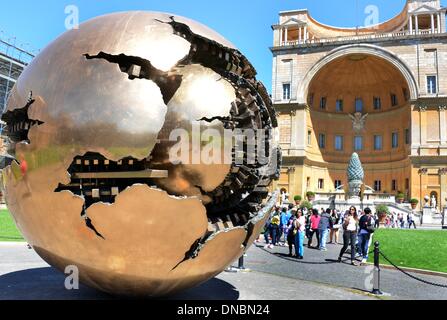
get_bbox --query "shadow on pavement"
[0,267,239,300]
[167,278,239,300]
[0,267,112,300]
[258,247,337,265]
[255,244,364,266]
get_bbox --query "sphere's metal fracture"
[1,11,280,297]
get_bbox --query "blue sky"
[0,0,435,92]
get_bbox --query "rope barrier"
[256,240,447,290]
[378,251,447,288]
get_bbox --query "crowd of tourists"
[258,205,377,266]
[380,211,417,229]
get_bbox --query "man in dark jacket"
[318,208,333,251]
[358,207,375,264]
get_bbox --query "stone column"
[290,108,307,157]
[409,15,413,34]
[285,28,288,44]
[304,26,308,41]
[419,168,428,213]
[431,14,435,34]
[415,15,419,34]
[438,13,442,33]
[439,168,447,212]
[419,106,427,146]
[299,109,307,155]
[411,105,421,155]
[288,167,296,199]
[298,27,302,43]
[290,110,298,147]
[279,28,283,46]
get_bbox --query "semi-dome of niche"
[307,54,410,114]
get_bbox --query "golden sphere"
[1,12,279,296]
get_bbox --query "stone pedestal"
[422,206,433,224]
[348,180,362,199]
[347,196,360,204]
[422,206,442,225]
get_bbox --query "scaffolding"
[0,34,35,134]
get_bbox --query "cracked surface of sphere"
[1,11,280,297]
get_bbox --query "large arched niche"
[297,44,418,103]
[308,54,410,114]
[302,45,415,192]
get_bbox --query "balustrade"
[278,28,442,47]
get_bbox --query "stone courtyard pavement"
[243,239,447,300]
[0,241,446,300]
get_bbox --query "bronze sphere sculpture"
[1,11,280,297]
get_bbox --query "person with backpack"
[318,208,333,251]
[286,208,297,256]
[358,207,375,265]
[280,206,292,246]
[269,211,281,247]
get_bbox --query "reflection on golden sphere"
[1,12,280,296]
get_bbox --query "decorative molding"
[419,168,428,174]
[278,18,307,28]
[409,5,439,15]
[419,105,428,112]
[439,168,447,175]
[414,97,447,109]
[439,105,447,111]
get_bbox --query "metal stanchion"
[225,254,250,273]
[372,241,383,295]
[238,255,245,270]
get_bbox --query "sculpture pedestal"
[422,206,442,225]
[346,196,360,204]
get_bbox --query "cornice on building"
[279,9,308,15]
[409,155,447,165]
[415,96,447,108]
[273,102,307,113]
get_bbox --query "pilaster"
[439,168,447,210]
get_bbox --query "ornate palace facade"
[271,0,447,211]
